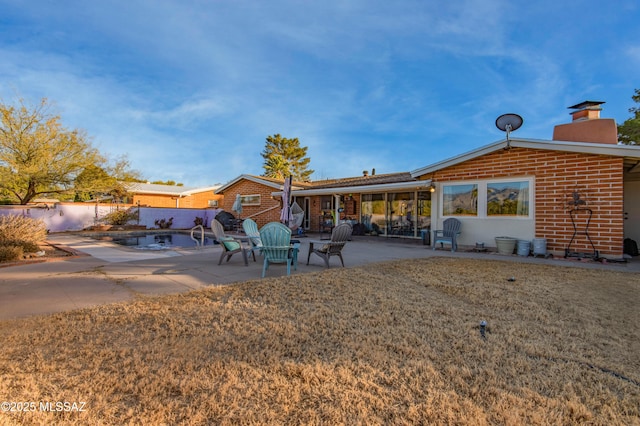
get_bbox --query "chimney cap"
[568,100,605,110]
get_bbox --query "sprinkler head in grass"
[480,320,487,339]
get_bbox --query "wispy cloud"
[0,0,637,185]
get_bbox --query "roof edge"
[274,180,432,197]
[411,138,640,177]
[215,174,286,193]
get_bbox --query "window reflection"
[360,191,431,237]
[417,191,432,233]
[387,192,415,236]
[487,181,529,216]
[360,194,385,234]
[443,184,478,216]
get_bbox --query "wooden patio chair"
[432,218,462,252]
[211,218,248,265]
[307,222,353,268]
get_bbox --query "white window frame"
[441,183,479,217]
[486,178,531,218]
[240,194,261,206]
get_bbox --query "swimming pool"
[90,232,216,250]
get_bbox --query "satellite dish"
[495,113,523,148]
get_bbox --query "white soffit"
[273,180,433,197]
[410,138,640,178]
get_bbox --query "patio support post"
[334,194,341,225]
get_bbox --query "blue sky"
[1,1,638,187]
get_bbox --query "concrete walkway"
[1,234,637,320]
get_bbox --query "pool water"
[94,232,216,250]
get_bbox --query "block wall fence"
[0,204,221,233]
[420,147,624,257]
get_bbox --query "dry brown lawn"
[1,258,639,425]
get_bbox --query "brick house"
[410,101,640,258]
[214,102,640,259]
[216,173,430,236]
[214,175,312,227]
[126,183,223,209]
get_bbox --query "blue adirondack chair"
[432,218,462,252]
[242,218,262,262]
[259,222,296,278]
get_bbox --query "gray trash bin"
[421,229,430,245]
[517,240,531,256]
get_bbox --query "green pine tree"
[261,134,313,181]
[618,88,640,145]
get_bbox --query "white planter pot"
[495,237,517,255]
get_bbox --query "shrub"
[0,214,47,246]
[103,209,138,226]
[2,239,40,253]
[0,245,24,262]
[154,217,173,229]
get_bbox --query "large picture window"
[440,178,532,218]
[487,181,529,216]
[442,184,478,216]
[240,194,260,206]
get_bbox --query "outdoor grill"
[214,211,236,232]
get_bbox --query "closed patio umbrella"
[232,194,243,218]
[280,176,293,226]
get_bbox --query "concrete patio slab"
[0,274,132,319]
[0,233,637,321]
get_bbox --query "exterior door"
[386,192,415,236]
[303,197,311,230]
[624,180,640,244]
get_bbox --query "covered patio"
[274,175,436,241]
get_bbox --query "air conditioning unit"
[208,200,219,207]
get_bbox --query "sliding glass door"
[360,193,385,234]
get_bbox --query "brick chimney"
[552,101,618,144]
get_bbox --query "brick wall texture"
[420,147,624,257]
[223,180,282,227]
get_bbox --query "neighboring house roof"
[31,198,61,203]
[410,137,640,178]
[126,182,221,196]
[214,174,312,194]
